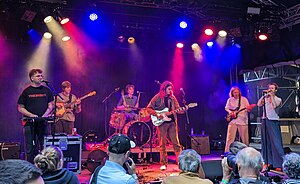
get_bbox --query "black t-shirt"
[164,96,175,122]
[18,85,54,117]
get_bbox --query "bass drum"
[109,112,126,129]
[122,121,151,147]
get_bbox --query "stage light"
[258,34,268,41]
[218,30,227,37]
[234,43,241,48]
[204,28,213,36]
[191,43,199,50]
[43,32,52,39]
[176,42,184,48]
[206,41,213,47]
[89,13,98,21]
[44,16,53,23]
[60,17,69,25]
[62,36,71,42]
[179,21,187,29]
[128,37,135,44]
[117,35,125,43]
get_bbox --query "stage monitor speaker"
[202,159,223,181]
[0,142,21,160]
[191,135,210,155]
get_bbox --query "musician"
[224,86,252,153]
[116,84,139,122]
[17,69,54,163]
[147,81,186,170]
[257,82,284,170]
[56,81,81,135]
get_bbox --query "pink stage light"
[258,34,268,41]
[204,28,214,36]
[176,42,184,48]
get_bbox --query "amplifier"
[191,135,210,155]
[44,135,82,173]
[0,142,21,160]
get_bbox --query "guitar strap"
[237,95,241,110]
[68,94,72,104]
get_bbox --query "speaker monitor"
[191,135,210,155]
[0,142,21,160]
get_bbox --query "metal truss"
[243,60,300,83]
[280,3,300,29]
[251,0,278,6]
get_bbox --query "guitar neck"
[64,94,89,108]
[165,106,188,116]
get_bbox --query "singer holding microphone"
[257,82,284,171]
[17,68,54,163]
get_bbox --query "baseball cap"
[108,134,136,154]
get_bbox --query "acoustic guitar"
[56,91,96,117]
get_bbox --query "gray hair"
[178,149,201,173]
[282,152,300,179]
[236,147,263,174]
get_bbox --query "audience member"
[0,159,44,184]
[221,147,271,184]
[90,134,138,184]
[34,146,79,184]
[282,152,300,184]
[162,149,213,184]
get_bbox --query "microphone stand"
[102,89,119,140]
[261,92,269,176]
[182,93,191,149]
[44,82,64,145]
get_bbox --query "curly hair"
[282,153,300,179]
[34,146,63,173]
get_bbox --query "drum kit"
[109,107,156,147]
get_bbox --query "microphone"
[137,91,144,93]
[114,87,120,91]
[41,79,50,83]
[180,88,185,96]
[154,80,161,85]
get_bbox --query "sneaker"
[160,165,167,170]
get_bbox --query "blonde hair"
[34,146,63,173]
[229,86,241,98]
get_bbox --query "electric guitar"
[225,104,256,122]
[56,91,96,117]
[150,103,198,126]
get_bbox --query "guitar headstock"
[88,91,97,96]
[188,103,198,108]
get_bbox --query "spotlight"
[204,28,214,36]
[218,30,227,37]
[44,16,53,23]
[62,36,71,42]
[258,34,268,41]
[206,41,213,47]
[191,43,199,50]
[176,42,184,48]
[179,21,187,29]
[60,17,69,25]
[128,37,135,44]
[89,13,98,21]
[43,32,52,39]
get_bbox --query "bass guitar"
[225,104,256,122]
[56,91,96,117]
[150,103,198,126]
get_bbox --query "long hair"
[34,146,63,173]
[158,81,174,99]
[229,86,241,98]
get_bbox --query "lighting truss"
[280,3,300,29]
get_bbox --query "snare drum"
[122,121,151,147]
[109,112,126,129]
[138,108,151,122]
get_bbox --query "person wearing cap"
[91,134,138,184]
[147,81,187,170]
[55,81,81,135]
[18,69,54,163]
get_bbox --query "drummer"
[116,84,139,122]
